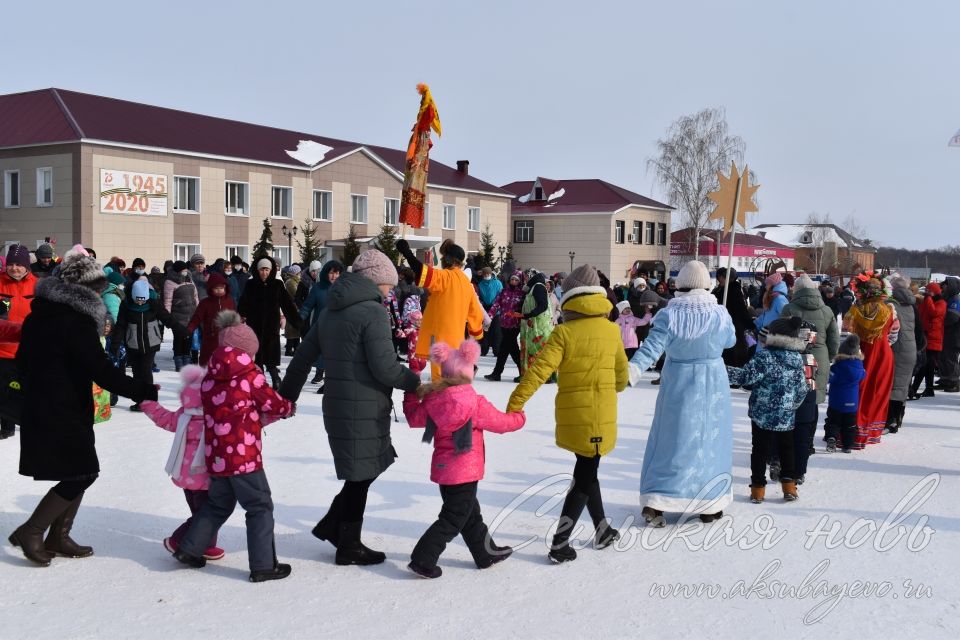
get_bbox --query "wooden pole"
[721,170,744,307]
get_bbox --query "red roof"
[502,178,672,214]
[0,88,509,196]
[670,227,792,249]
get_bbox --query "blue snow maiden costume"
[628,260,736,516]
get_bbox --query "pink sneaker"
[203,546,225,561]
[163,537,179,554]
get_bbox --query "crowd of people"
[1,238,957,582]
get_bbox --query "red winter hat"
[927,282,941,296]
[206,271,229,295]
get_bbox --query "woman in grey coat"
[888,277,925,433]
[780,275,840,468]
[281,250,420,566]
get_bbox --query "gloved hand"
[628,363,644,387]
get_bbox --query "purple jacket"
[489,282,526,329]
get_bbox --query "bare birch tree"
[647,108,748,260]
[804,212,834,273]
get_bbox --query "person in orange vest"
[0,244,38,439]
[396,239,485,380]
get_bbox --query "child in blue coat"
[727,316,809,504]
[825,334,866,453]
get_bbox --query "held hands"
[628,363,644,387]
[506,311,523,319]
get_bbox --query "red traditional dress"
[847,299,896,449]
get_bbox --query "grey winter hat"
[59,252,108,292]
[35,243,54,260]
[793,275,818,291]
[190,253,206,265]
[560,264,604,305]
[838,333,862,357]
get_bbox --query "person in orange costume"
[0,244,37,439]
[396,238,485,379]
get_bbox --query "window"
[225,181,248,215]
[615,220,625,244]
[272,246,291,268]
[313,190,332,221]
[36,167,53,206]
[468,206,480,232]
[442,204,456,230]
[173,176,200,212]
[534,186,543,200]
[225,245,249,264]
[632,221,641,244]
[384,198,399,226]
[173,243,201,263]
[3,170,19,208]
[645,221,656,245]
[272,186,292,218]
[657,222,668,245]
[350,194,368,223]
[514,220,534,243]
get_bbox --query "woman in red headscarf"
[843,274,897,448]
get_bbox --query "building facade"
[502,177,672,282]
[0,89,512,268]
[670,227,796,276]
[751,223,875,275]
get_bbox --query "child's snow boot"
[249,563,292,582]
[750,485,765,504]
[408,561,442,578]
[825,437,837,453]
[769,459,781,482]
[781,480,798,502]
[699,511,723,523]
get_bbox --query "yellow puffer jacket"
[507,291,628,457]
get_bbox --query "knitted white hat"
[675,260,711,290]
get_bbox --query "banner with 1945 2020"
[99,169,168,216]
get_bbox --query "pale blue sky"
[3,0,957,249]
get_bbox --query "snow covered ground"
[2,345,958,639]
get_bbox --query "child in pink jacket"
[171,310,295,583]
[140,365,224,560]
[614,301,652,358]
[403,339,525,578]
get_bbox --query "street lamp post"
[568,251,575,272]
[281,224,298,267]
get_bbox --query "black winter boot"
[548,489,588,563]
[311,494,343,548]
[8,490,72,566]
[335,521,386,566]
[250,563,292,582]
[44,491,93,558]
[311,367,324,384]
[585,482,619,549]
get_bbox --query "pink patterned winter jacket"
[403,383,525,485]
[201,346,294,476]
[140,400,209,491]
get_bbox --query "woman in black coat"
[238,256,301,388]
[280,250,420,566]
[9,249,156,566]
[713,267,754,367]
